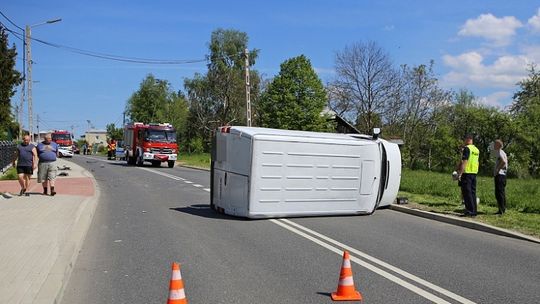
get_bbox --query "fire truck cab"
[124,122,178,168]
[51,130,74,158]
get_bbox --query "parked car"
[58,146,74,158]
[115,141,126,160]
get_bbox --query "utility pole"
[25,18,62,142]
[26,25,33,142]
[244,48,251,127]
[18,33,26,140]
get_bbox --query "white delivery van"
[211,126,401,218]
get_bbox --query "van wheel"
[168,161,175,168]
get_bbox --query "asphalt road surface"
[61,155,540,304]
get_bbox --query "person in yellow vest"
[107,139,116,160]
[458,134,480,216]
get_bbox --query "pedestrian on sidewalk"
[12,135,38,196]
[457,134,480,217]
[492,139,508,215]
[37,134,59,196]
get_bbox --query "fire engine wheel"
[168,160,175,168]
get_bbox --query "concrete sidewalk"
[0,158,99,304]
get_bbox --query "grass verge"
[400,169,540,238]
[178,153,211,169]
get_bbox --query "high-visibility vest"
[464,144,479,174]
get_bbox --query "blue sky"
[3,0,540,138]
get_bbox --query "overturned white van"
[210,126,401,218]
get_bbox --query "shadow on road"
[170,204,248,221]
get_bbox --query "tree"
[0,25,22,140]
[183,28,260,151]
[126,74,189,143]
[399,62,452,169]
[258,55,332,131]
[329,41,398,133]
[106,123,123,140]
[510,65,540,176]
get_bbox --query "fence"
[0,141,16,173]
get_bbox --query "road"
[61,155,540,304]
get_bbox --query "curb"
[390,204,540,244]
[177,164,210,172]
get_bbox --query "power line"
[0,10,24,31]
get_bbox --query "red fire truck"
[51,130,73,147]
[51,130,74,157]
[124,122,178,168]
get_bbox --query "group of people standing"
[457,135,508,217]
[12,134,58,196]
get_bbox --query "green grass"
[400,169,540,238]
[178,153,211,169]
[0,167,17,180]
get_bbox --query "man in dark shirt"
[12,135,38,196]
[37,134,59,196]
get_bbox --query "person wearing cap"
[457,134,480,216]
[492,139,508,215]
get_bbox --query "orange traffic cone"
[331,251,362,301]
[167,262,187,304]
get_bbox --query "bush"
[188,137,205,154]
[0,167,17,180]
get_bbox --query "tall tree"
[126,74,188,143]
[106,123,123,140]
[510,64,540,176]
[0,25,22,140]
[126,74,169,123]
[329,41,398,133]
[258,55,332,131]
[400,62,452,168]
[183,28,260,151]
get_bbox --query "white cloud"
[458,13,523,46]
[476,91,512,109]
[528,8,540,33]
[442,51,531,88]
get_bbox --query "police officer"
[458,134,480,216]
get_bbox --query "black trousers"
[494,174,507,213]
[460,174,477,215]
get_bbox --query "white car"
[58,146,74,158]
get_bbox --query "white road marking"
[203,188,211,192]
[193,184,203,188]
[271,219,476,304]
[184,181,193,184]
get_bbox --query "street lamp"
[26,18,61,142]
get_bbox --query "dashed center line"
[140,167,210,193]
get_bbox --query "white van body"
[211,127,401,218]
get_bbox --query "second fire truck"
[124,122,178,168]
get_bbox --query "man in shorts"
[37,134,59,196]
[12,135,38,196]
